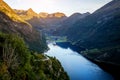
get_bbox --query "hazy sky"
[4,0,112,16]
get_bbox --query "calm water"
[45,43,114,80]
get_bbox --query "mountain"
[39,12,49,18]
[41,12,67,28]
[0,0,48,52]
[57,0,120,64]
[47,12,66,18]
[0,0,31,26]
[14,8,38,20]
[38,12,67,27]
[55,12,90,36]
[63,12,90,25]
[72,0,120,48]
[58,0,120,47]
[14,9,67,34]
[14,9,66,20]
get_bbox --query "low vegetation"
[0,32,69,80]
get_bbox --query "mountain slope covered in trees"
[0,33,69,80]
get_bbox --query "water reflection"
[45,43,113,80]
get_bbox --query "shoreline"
[55,42,120,79]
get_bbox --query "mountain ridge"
[0,0,31,27]
[0,0,48,52]
[14,9,67,19]
[14,9,68,35]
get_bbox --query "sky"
[4,0,112,16]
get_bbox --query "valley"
[0,0,120,80]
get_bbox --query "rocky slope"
[0,0,48,53]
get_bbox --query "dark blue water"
[45,43,114,80]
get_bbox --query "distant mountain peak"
[53,12,66,18]
[48,12,66,18]
[69,12,90,20]
[27,8,37,15]
[39,12,49,18]
[39,12,66,18]
[27,8,34,13]
[70,13,82,17]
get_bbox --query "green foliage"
[0,32,31,79]
[0,33,69,80]
[0,32,30,66]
